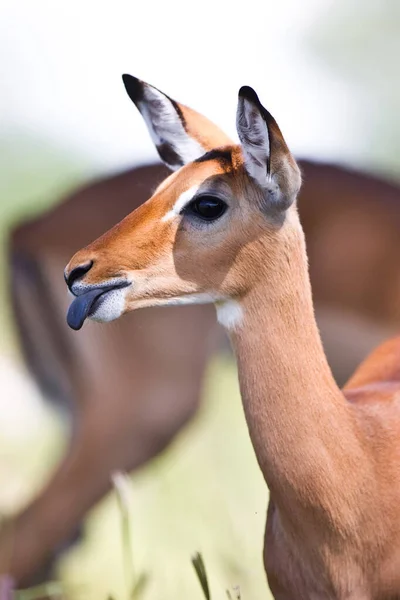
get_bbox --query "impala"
[61,75,400,598]
[6,159,400,588]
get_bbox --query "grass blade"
[226,585,241,600]
[130,573,149,599]
[112,471,135,600]
[15,581,64,600]
[191,552,210,600]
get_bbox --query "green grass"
[111,471,149,600]
[2,357,271,600]
[57,357,270,600]
[192,553,211,599]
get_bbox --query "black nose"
[65,260,93,289]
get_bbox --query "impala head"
[65,75,302,331]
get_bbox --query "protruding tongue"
[67,288,108,330]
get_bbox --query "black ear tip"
[122,74,143,102]
[122,73,138,85]
[238,85,260,105]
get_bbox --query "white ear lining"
[138,85,206,170]
[237,97,271,188]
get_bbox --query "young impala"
[7,162,400,587]
[62,75,400,598]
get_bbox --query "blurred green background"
[1,0,400,598]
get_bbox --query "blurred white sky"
[0,0,366,171]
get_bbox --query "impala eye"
[184,196,227,221]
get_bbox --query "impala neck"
[225,211,366,534]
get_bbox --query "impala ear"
[236,86,301,210]
[122,74,231,171]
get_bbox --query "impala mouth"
[66,282,130,330]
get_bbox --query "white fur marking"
[158,293,215,307]
[89,286,129,323]
[161,185,199,222]
[138,86,205,169]
[237,97,271,188]
[216,300,244,330]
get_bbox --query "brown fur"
[179,103,232,150]
[61,82,400,599]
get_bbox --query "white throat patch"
[216,300,244,331]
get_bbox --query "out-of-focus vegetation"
[306,0,400,179]
[2,356,271,600]
[57,355,268,600]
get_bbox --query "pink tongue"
[66,288,107,330]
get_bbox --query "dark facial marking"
[156,143,184,169]
[195,149,232,166]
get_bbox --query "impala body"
[62,76,400,598]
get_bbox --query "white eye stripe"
[161,185,199,222]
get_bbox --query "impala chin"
[66,282,131,330]
[89,286,129,323]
